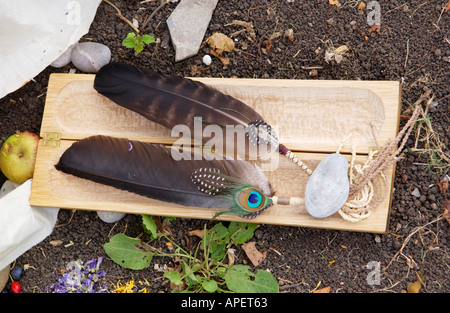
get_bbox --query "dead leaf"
[188,229,205,239]
[284,28,295,42]
[210,50,230,66]
[324,45,349,64]
[241,241,267,267]
[446,2,450,13]
[203,33,234,65]
[438,175,450,224]
[368,23,381,33]
[357,1,366,10]
[227,248,236,267]
[335,45,349,54]
[442,201,450,225]
[437,175,449,194]
[205,32,235,54]
[264,39,272,52]
[229,20,256,39]
[49,239,63,247]
[407,271,425,293]
[268,31,282,41]
[329,0,340,6]
[313,286,331,293]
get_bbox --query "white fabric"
[0,180,59,270]
[0,0,102,98]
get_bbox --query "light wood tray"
[30,74,401,233]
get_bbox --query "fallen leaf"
[438,175,450,225]
[264,39,272,52]
[442,202,450,225]
[268,31,282,41]
[205,32,235,54]
[437,175,449,194]
[329,0,340,6]
[188,229,205,239]
[357,1,366,10]
[229,20,256,39]
[284,28,295,42]
[203,33,235,65]
[313,286,331,293]
[324,45,349,64]
[368,23,381,33]
[335,45,349,54]
[227,248,236,267]
[49,239,63,247]
[446,2,450,13]
[241,241,267,267]
[407,271,425,293]
[210,50,230,66]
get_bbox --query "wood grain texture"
[31,74,401,233]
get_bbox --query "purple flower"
[49,258,107,293]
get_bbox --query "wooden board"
[30,73,401,233]
[39,74,401,155]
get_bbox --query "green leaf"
[228,222,258,245]
[203,223,230,261]
[164,270,183,285]
[122,33,137,48]
[182,261,199,284]
[224,265,279,293]
[103,233,153,270]
[202,279,218,293]
[142,215,158,239]
[134,44,144,53]
[142,34,155,44]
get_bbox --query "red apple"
[0,132,40,184]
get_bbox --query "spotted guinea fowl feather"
[55,135,273,219]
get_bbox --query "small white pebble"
[202,54,212,66]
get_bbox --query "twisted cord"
[279,144,313,175]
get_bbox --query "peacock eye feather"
[191,168,272,220]
[227,185,272,219]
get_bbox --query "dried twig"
[411,92,450,173]
[404,39,410,72]
[142,0,170,30]
[103,0,140,33]
[384,215,444,271]
[436,1,448,24]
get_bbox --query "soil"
[1,0,449,294]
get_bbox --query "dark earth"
[0,0,449,293]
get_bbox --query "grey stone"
[304,153,350,218]
[50,41,78,68]
[97,211,126,223]
[167,0,219,62]
[411,188,421,198]
[70,42,111,73]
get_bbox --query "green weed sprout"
[122,32,155,53]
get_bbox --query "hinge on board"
[43,132,62,147]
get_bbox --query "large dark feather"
[55,135,272,214]
[94,62,262,130]
[93,63,278,159]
